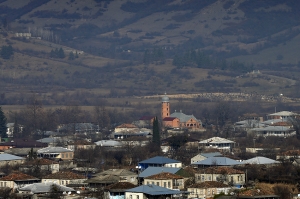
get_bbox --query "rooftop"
[96,169,136,176]
[199,137,235,144]
[116,123,138,129]
[188,181,230,188]
[145,172,183,180]
[199,167,244,175]
[37,147,73,153]
[126,184,181,195]
[43,171,86,180]
[139,156,181,164]
[193,157,241,166]
[0,153,24,161]
[139,167,181,178]
[0,172,39,181]
[105,182,136,191]
[19,182,75,194]
[242,156,279,165]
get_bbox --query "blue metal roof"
[201,152,222,158]
[139,167,181,178]
[0,153,24,161]
[126,184,181,195]
[139,156,180,164]
[193,157,241,166]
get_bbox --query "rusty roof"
[188,181,230,188]
[116,123,138,128]
[198,167,244,175]
[0,171,39,181]
[145,172,183,180]
[43,171,86,180]
[104,182,136,191]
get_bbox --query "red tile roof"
[146,172,183,180]
[0,172,39,181]
[163,117,177,121]
[43,171,86,180]
[188,181,229,188]
[199,167,244,175]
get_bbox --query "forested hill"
[1,0,300,105]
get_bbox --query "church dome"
[162,94,169,102]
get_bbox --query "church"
[161,94,202,129]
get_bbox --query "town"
[0,94,299,199]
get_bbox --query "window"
[168,182,171,188]
[62,181,64,185]
[208,176,211,180]
[66,153,68,158]
[130,195,132,199]
[156,182,159,186]
[152,181,154,185]
[175,164,177,168]
[137,195,139,199]
[147,182,149,185]
[201,175,205,181]
[164,182,166,187]
[61,154,64,158]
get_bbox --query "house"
[192,157,241,168]
[42,171,86,186]
[0,172,40,190]
[114,123,139,133]
[104,182,136,199]
[85,174,120,188]
[95,140,123,148]
[191,152,222,164]
[187,181,231,199]
[19,158,59,174]
[238,183,280,199]
[267,111,298,120]
[113,129,152,140]
[144,172,184,190]
[18,182,75,197]
[37,146,74,160]
[67,139,96,151]
[36,136,69,147]
[96,169,138,185]
[161,94,203,130]
[0,138,47,150]
[138,156,182,170]
[58,123,98,134]
[195,167,245,188]
[125,184,182,199]
[0,153,25,166]
[199,137,235,152]
[4,148,41,158]
[242,156,279,166]
[276,150,300,161]
[6,123,23,137]
[249,126,296,137]
[134,116,155,128]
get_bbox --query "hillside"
[1,0,300,106]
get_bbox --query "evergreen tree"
[0,45,13,59]
[152,116,160,146]
[50,49,56,58]
[68,51,75,60]
[0,106,7,138]
[58,48,65,58]
[75,51,79,58]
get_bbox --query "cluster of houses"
[0,143,295,199]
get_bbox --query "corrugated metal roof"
[139,156,181,164]
[19,182,75,194]
[94,140,123,147]
[200,152,222,158]
[193,157,241,166]
[37,147,72,153]
[242,156,279,165]
[170,112,199,123]
[199,137,235,144]
[126,184,181,195]
[0,153,24,161]
[252,126,289,132]
[268,111,298,116]
[139,167,180,178]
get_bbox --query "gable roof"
[43,171,85,180]
[267,111,298,117]
[85,174,119,184]
[0,172,39,181]
[0,153,24,161]
[193,157,241,166]
[145,172,183,180]
[242,156,279,165]
[139,167,181,178]
[19,182,74,194]
[126,184,181,195]
[96,169,136,176]
[163,117,178,121]
[37,147,73,153]
[199,167,244,175]
[139,156,180,164]
[116,123,138,128]
[199,152,222,158]
[105,182,136,191]
[188,181,230,188]
[199,137,235,144]
[0,139,47,148]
